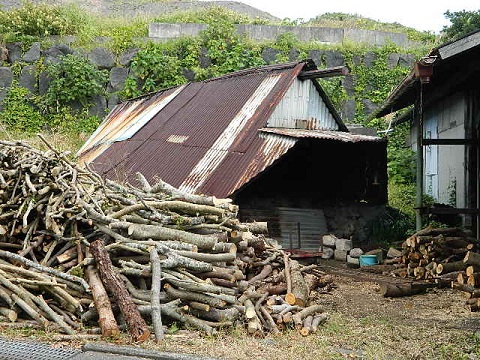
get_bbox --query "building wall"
[410,91,466,207]
[148,23,415,48]
[428,93,465,207]
[266,78,339,130]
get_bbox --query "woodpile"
[394,227,477,282]
[376,226,480,310]
[0,139,331,341]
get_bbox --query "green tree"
[442,9,480,41]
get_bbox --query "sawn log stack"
[0,139,331,341]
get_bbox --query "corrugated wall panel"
[266,79,338,130]
[278,207,328,251]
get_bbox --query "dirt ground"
[2,263,480,360]
[153,273,480,360]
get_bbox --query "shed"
[374,30,480,235]
[78,60,387,250]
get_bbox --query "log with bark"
[0,139,334,339]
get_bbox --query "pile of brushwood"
[0,138,332,341]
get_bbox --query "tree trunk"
[90,239,150,343]
[85,265,120,338]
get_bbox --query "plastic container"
[359,254,378,267]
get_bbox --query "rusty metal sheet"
[77,86,185,159]
[79,60,354,198]
[259,128,385,143]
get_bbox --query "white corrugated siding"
[266,78,339,130]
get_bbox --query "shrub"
[43,54,109,110]
[0,85,44,134]
[194,18,264,80]
[0,1,86,42]
[121,43,187,98]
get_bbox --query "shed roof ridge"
[201,60,313,83]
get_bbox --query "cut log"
[310,313,328,332]
[292,304,324,328]
[467,273,480,287]
[90,239,150,343]
[379,282,435,297]
[0,307,17,322]
[150,247,164,342]
[466,266,480,277]
[387,247,403,259]
[111,222,218,250]
[299,315,313,336]
[189,307,240,323]
[85,265,120,338]
[286,260,308,307]
[436,261,467,275]
[248,265,273,284]
[464,251,480,267]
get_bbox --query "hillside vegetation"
[0,1,440,239]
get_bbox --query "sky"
[210,0,479,33]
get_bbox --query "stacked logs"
[379,226,480,308]
[390,227,477,281]
[0,139,330,340]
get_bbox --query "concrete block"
[320,246,334,259]
[334,249,347,262]
[347,254,360,265]
[322,234,337,247]
[336,238,353,252]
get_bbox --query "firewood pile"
[395,227,477,281]
[378,226,480,307]
[0,138,332,341]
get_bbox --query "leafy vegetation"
[0,2,88,45]
[0,1,445,238]
[305,13,436,43]
[441,9,480,42]
[44,54,109,109]
[0,84,44,134]
[152,5,270,25]
[122,44,187,98]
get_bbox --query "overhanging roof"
[78,60,351,198]
[374,30,480,119]
[259,128,385,143]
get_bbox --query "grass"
[2,309,478,360]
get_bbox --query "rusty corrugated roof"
[259,128,385,143]
[78,60,361,198]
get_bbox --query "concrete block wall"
[149,23,414,47]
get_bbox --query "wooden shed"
[374,30,480,234]
[78,60,388,250]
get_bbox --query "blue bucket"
[359,254,378,267]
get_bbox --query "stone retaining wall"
[0,40,416,120]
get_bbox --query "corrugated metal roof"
[259,128,385,143]
[79,60,353,198]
